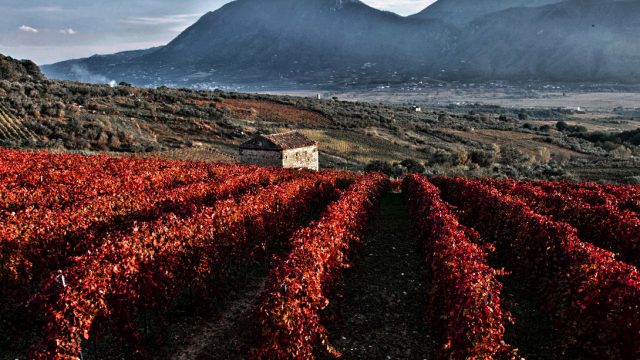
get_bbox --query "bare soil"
[500,277,559,359]
[219,99,332,126]
[165,264,270,360]
[329,193,435,359]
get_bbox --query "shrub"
[400,159,426,174]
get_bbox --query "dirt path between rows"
[164,193,434,359]
[166,265,269,360]
[330,192,434,359]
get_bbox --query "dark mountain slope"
[44,0,454,86]
[413,0,563,27]
[42,0,640,86]
[439,0,640,82]
[153,0,454,79]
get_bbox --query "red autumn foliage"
[0,149,213,213]
[2,145,639,359]
[251,174,387,359]
[527,180,640,214]
[600,184,640,214]
[403,175,514,359]
[435,177,640,358]
[0,164,304,296]
[29,174,343,359]
[483,178,640,266]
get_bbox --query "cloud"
[122,14,200,26]
[60,28,77,35]
[361,0,436,16]
[33,6,64,12]
[19,25,39,33]
[169,25,190,33]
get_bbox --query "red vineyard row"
[526,179,639,214]
[403,175,513,359]
[434,177,640,358]
[1,165,305,301]
[252,174,387,359]
[0,148,232,214]
[484,178,640,266]
[31,173,343,358]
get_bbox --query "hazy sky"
[0,0,437,65]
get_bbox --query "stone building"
[239,131,319,171]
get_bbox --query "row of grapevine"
[30,174,343,358]
[527,179,640,214]
[601,184,640,213]
[485,178,640,266]
[0,105,37,142]
[0,165,301,299]
[526,179,640,215]
[435,177,640,358]
[527,180,621,207]
[251,174,387,359]
[0,149,237,214]
[403,175,513,359]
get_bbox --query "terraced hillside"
[0,104,37,144]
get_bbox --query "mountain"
[412,0,563,27]
[43,0,454,86]
[42,0,640,87]
[438,0,640,82]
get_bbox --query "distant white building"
[412,106,422,112]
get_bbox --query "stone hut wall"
[239,148,283,167]
[282,146,319,171]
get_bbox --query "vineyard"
[1,147,639,359]
[0,104,37,144]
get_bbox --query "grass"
[294,129,424,164]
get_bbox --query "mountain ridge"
[42,0,640,87]
[412,0,564,26]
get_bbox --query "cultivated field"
[0,104,37,143]
[217,98,332,126]
[1,148,638,359]
[289,87,640,112]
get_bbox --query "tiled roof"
[240,131,317,150]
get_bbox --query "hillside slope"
[0,54,44,82]
[3,53,640,181]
